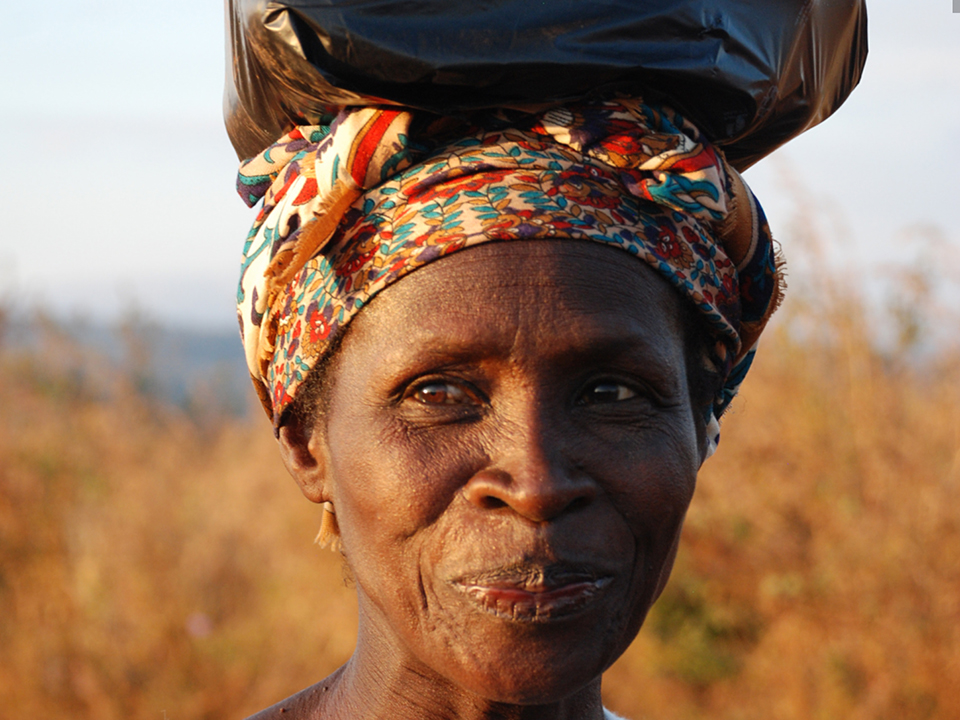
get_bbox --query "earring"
[315,501,341,551]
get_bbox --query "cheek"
[330,421,483,533]
[582,410,699,525]
[578,411,699,607]
[629,436,698,535]
[325,415,485,609]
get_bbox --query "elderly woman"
[235,97,782,720]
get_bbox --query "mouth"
[452,564,614,623]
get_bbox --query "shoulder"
[243,684,324,720]
[244,670,344,720]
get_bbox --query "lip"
[452,565,614,623]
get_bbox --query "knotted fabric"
[237,97,783,455]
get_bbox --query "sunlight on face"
[316,241,703,703]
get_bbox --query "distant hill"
[3,316,253,417]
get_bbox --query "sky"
[1,0,958,331]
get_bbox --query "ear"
[277,414,330,504]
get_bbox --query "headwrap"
[236,97,783,457]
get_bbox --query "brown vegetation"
[1,268,958,719]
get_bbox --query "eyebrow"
[388,318,686,394]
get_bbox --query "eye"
[407,380,481,406]
[577,381,638,405]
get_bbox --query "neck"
[318,610,607,720]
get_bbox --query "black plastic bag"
[224,0,867,169]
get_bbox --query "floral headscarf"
[236,97,783,457]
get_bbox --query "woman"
[234,97,782,719]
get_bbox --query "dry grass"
[604,293,960,720]
[1,268,958,719]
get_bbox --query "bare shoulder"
[244,669,344,720]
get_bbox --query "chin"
[425,586,645,705]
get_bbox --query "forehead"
[338,240,690,375]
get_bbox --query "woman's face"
[297,240,704,704]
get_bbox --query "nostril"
[478,496,508,510]
[566,495,592,513]
[462,467,596,520]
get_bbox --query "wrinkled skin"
[258,241,708,720]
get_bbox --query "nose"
[462,414,596,523]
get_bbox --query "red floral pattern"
[236,97,783,456]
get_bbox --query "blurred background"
[1,1,958,718]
